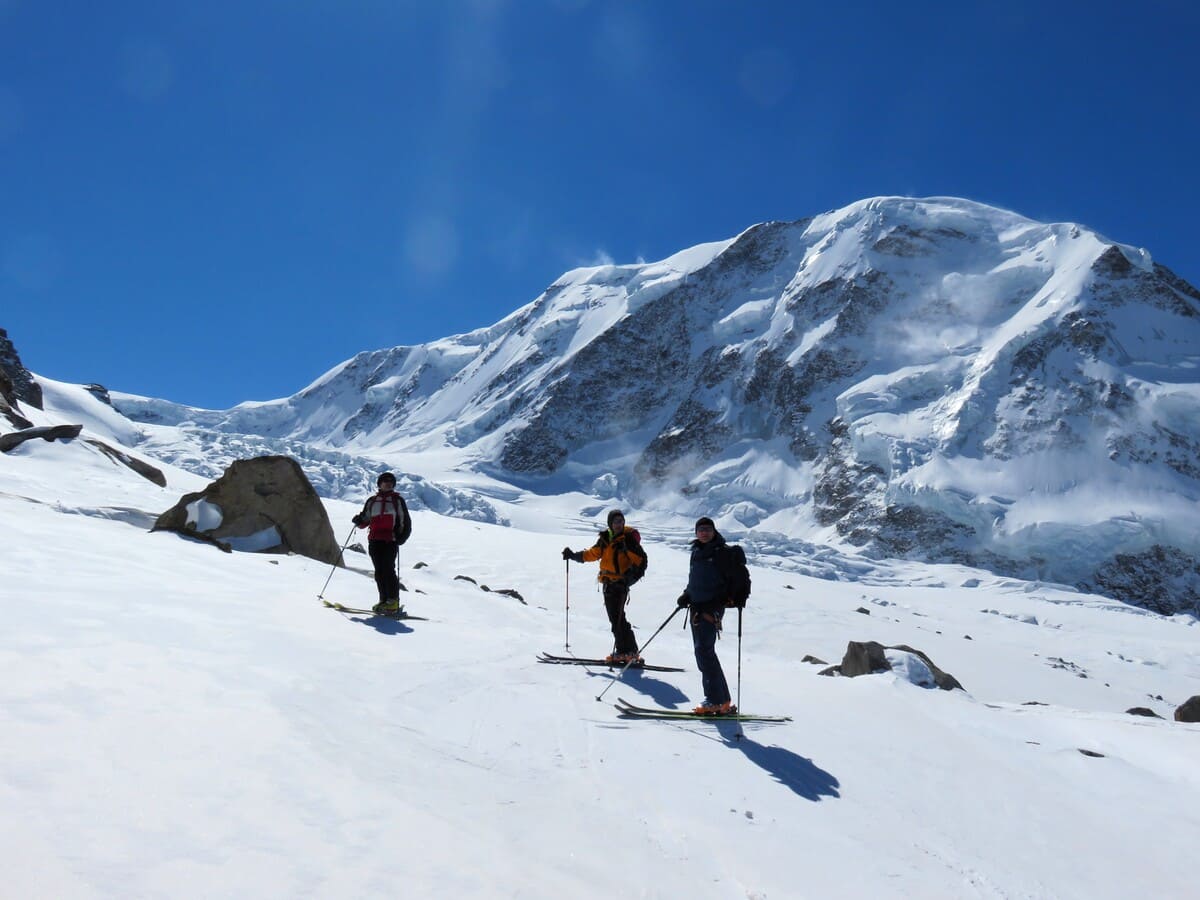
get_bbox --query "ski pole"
[317,524,358,602]
[595,605,684,702]
[735,606,744,741]
[565,559,571,650]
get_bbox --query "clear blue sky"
[2,0,1197,409]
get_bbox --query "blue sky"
[2,0,1197,409]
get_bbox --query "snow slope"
[2,410,1198,898]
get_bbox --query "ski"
[614,697,791,723]
[322,600,428,621]
[537,652,685,673]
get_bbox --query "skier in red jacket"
[352,472,412,615]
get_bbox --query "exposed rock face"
[822,640,963,691]
[1,369,34,429]
[1089,546,1200,617]
[1175,696,1200,723]
[0,327,43,410]
[153,455,342,564]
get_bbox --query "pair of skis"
[322,600,428,621]
[537,651,684,673]
[539,652,790,723]
[613,697,791,724]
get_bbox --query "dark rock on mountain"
[1087,546,1200,617]
[0,327,43,410]
[0,424,83,452]
[86,439,166,486]
[154,455,341,565]
[84,384,113,406]
[1125,707,1162,718]
[1,369,34,429]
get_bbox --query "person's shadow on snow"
[707,722,839,801]
[346,614,415,635]
[585,666,690,706]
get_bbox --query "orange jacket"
[581,526,646,584]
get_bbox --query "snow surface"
[3,394,1199,898]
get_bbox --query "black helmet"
[377,471,397,487]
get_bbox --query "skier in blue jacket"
[676,516,737,715]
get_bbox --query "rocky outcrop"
[1,369,34,429]
[1088,546,1200,617]
[0,327,43,410]
[153,455,342,564]
[86,439,166,487]
[0,424,83,452]
[820,640,963,691]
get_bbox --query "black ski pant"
[690,607,730,705]
[603,581,639,655]
[368,540,400,602]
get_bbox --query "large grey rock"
[1176,696,1200,723]
[824,640,964,691]
[153,455,342,565]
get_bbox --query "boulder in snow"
[1175,696,1200,723]
[153,455,342,565]
[822,640,963,691]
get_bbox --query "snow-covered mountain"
[4,199,1200,897]
[112,197,1200,615]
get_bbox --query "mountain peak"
[113,197,1200,614]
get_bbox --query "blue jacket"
[685,532,732,609]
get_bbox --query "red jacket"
[357,490,411,544]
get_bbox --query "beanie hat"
[694,516,715,532]
[607,509,625,528]
[377,471,397,487]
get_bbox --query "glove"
[676,593,690,609]
[728,597,746,609]
[352,513,368,527]
[561,547,574,561]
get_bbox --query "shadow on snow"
[342,614,416,635]
[717,722,840,801]
[584,667,690,706]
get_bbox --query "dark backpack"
[394,494,412,546]
[722,544,751,608]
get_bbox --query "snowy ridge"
[112,196,1200,612]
